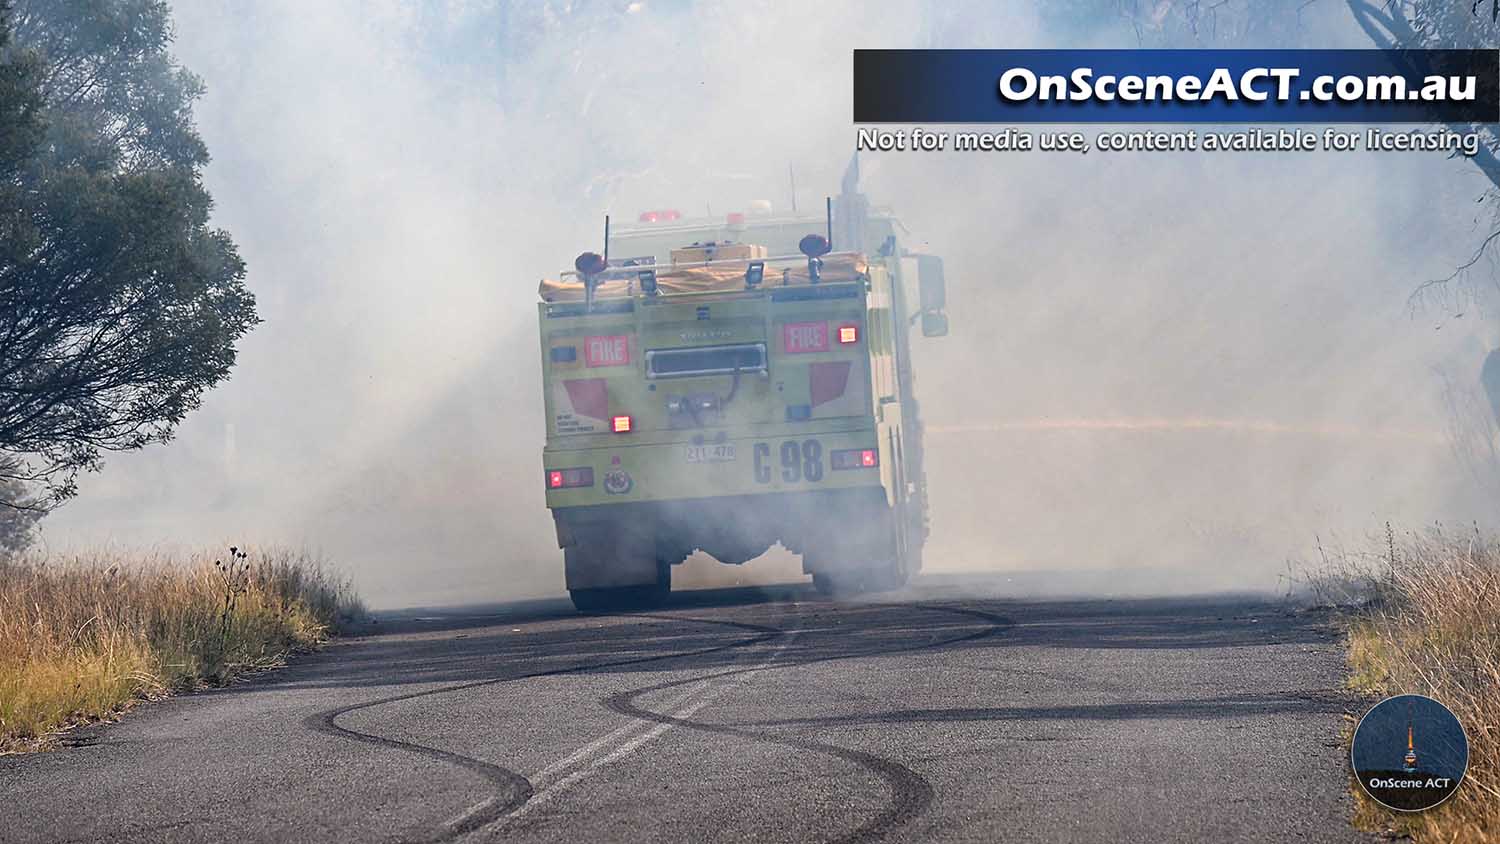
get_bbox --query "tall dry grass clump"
[0,547,361,752]
[1315,526,1500,843]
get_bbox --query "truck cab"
[537,191,947,611]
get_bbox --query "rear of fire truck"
[537,184,948,612]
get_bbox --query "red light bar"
[831,448,879,470]
[546,467,594,489]
[638,209,681,223]
[837,325,859,344]
[611,415,633,433]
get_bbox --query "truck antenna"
[586,215,609,314]
[825,196,833,251]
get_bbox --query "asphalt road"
[3,576,1370,843]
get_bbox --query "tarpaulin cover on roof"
[538,253,868,302]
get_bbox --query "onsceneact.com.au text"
[998,67,1478,104]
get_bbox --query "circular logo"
[602,469,633,495]
[1351,694,1468,812]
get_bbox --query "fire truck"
[537,177,948,611]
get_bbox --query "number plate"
[685,444,737,463]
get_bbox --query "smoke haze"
[42,1,1498,606]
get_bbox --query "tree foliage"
[0,456,42,554]
[1344,0,1500,192]
[1075,0,1500,302]
[0,0,256,507]
[1345,0,1500,305]
[1042,0,1321,47]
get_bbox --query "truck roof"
[602,206,903,266]
[538,252,869,303]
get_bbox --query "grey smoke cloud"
[42,1,1496,606]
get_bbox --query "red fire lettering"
[585,335,630,367]
[783,321,829,354]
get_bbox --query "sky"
[40,0,1500,606]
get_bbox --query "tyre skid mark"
[595,604,1012,844]
[714,691,1352,731]
[501,629,798,827]
[305,603,1011,844]
[303,614,784,844]
[527,678,710,789]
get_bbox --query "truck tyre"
[866,558,909,593]
[807,511,906,597]
[569,585,656,613]
[813,572,867,597]
[568,560,670,613]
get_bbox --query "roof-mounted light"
[799,234,830,284]
[798,234,831,258]
[575,251,607,276]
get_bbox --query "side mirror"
[921,311,949,338]
[917,255,946,311]
[916,255,947,337]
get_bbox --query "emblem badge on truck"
[603,469,634,495]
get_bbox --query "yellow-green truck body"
[538,204,946,609]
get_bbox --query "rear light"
[831,448,879,470]
[547,467,594,489]
[837,324,859,345]
[638,209,682,223]
[611,415,633,433]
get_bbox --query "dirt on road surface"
[3,576,1370,843]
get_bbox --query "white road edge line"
[506,678,726,819]
[530,681,710,787]
[452,625,798,839]
[440,680,717,833]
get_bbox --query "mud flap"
[563,518,659,590]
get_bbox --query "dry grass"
[1312,526,1500,842]
[0,546,362,752]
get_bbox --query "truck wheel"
[866,558,910,593]
[808,527,905,597]
[569,587,617,613]
[813,572,867,598]
[569,583,663,613]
